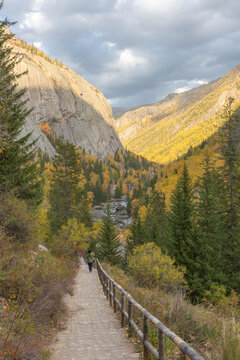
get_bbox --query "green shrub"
[204,283,227,305]
[128,242,186,292]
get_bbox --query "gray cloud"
[1,0,240,107]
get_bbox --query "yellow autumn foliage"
[87,191,94,207]
[122,182,128,195]
[102,169,110,193]
[121,79,240,165]
[90,172,98,186]
[138,205,147,222]
[50,218,89,257]
[128,243,186,293]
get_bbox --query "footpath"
[50,257,139,360]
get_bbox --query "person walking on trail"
[86,250,95,272]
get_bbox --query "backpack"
[86,252,94,263]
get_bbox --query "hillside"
[154,136,220,205]
[11,38,123,160]
[115,65,240,164]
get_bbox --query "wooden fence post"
[106,276,109,300]
[104,274,107,298]
[103,274,107,296]
[143,315,149,360]
[121,293,125,328]
[128,299,132,337]
[109,280,112,307]
[158,329,165,360]
[113,284,116,313]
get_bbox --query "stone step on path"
[50,258,139,360]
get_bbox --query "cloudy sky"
[1,0,240,107]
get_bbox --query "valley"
[1,22,240,360]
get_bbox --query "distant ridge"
[115,65,240,164]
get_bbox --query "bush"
[128,243,186,292]
[49,218,90,258]
[204,283,240,318]
[0,232,75,359]
[0,194,39,244]
[0,195,77,359]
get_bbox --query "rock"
[38,244,49,252]
[13,45,123,160]
[90,197,131,230]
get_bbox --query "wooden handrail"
[96,260,204,360]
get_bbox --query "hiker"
[86,250,95,272]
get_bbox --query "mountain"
[115,65,240,164]
[112,107,128,119]
[112,105,144,119]
[12,39,123,160]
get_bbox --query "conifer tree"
[93,179,106,204]
[48,141,92,232]
[217,98,240,291]
[127,216,145,254]
[144,189,169,251]
[0,11,42,204]
[169,164,196,282]
[114,179,123,199]
[97,205,122,265]
[193,154,224,298]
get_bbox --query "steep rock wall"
[14,46,123,159]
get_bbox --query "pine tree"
[93,178,106,204]
[127,216,145,253]
[48,141,92,232]
[217,98,240,292]
[193,153,224,298]
[0,13,42,204]
[169,164,196,283]
[114,179,123,199]
[144,189,169,251]
[98,205,122,265]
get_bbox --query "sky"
[1,0,240,107]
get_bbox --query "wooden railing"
[96,260,204,360]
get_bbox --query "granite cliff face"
[13,45,123,159]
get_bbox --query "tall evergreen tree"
[169,164,196,284]
[127,216,145,254]
[93,178,106,204]
[0,12,42,204]
[98,205,122,265]
[48,141,92,232]
[193,154,224,298]
[217,98,240,291]
[144,189,169,251]
[114,179,123,199]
